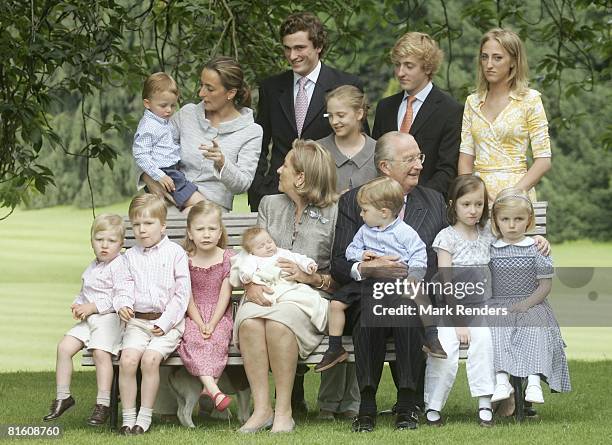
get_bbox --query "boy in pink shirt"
[43,214,130,427]
[114,194,190,435]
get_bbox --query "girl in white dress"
[425,175,496,427]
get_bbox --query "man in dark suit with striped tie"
[248,12,367,212]
[331,131,448,432]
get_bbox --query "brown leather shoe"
[314,347,349,372]
[43,396,75,421]
[87,404,110,426]
[118,425,131,435]
[422,333,448,359]
[131,425,146,435]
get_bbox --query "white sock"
[96,390,111,407]
[122,407,137,428]
[527,374,541,387]
[426,409,441,421]
[495,372,510,386]
[478,396,493,421]
[135,407,153,431]
[56,385,71,400]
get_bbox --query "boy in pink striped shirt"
[114,194,190,435]
[43,214,130,427]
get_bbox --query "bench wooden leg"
[110,364,120,430]
[511,375,525,422]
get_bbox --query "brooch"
[306,208,329,224]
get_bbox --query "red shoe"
[203,389,232,412]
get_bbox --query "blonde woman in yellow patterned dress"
[458,28,551,202]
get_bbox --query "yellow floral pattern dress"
[459,88,551,201]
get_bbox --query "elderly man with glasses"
[331,131,449,432]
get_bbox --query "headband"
[493,194,532,205]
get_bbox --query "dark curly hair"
[280,12,327,57]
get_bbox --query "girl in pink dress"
[178,201,235,411]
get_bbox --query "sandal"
[203,389,232,412]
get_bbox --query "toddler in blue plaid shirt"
[133,72,205,212]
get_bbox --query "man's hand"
[244,282,273,306]
[359,255,408,279]
[158,175,176,193]
[118,306,134,323]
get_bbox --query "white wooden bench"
[82,202,547,427]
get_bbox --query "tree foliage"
[1,0,610,240]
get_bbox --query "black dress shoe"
[131,425,146,435]
[395,411,418,430]
[352,415,375,432]
[422,333,448,359]
[378,403,397,416]
[118,425,131,435]
[478,408,494,427]
[43,396,75,421]
[87,404,110,426]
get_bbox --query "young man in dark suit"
[372,32,462,197]
[248,12,367,211]
[331,132,448,432]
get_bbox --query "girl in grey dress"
[489,188,570,407]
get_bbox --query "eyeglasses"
[386,153,425,165]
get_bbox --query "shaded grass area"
[1,362,609,444]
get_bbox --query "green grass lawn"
[1,362,610,444]
[1,198,611,442]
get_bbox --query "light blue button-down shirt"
[346,217,427,280]
[132,109,181,181]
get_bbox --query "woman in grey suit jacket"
[142,56,262,212]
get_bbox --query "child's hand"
[455,326,470,346]
[362,251,379,261]
[71,303,97,321]
[307,263,317,274]
[509,301,531,313]
[151,325,165,336]
[118,306,134,322]
[199,323,212,339]
[158,175,176,193]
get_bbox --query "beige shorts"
[121,318,184,359]
[65,313,123,356]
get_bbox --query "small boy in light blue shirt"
[316,177,437,373]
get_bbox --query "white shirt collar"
[492,237,535,248]
[293,61,322,87]
[403,81,433,104]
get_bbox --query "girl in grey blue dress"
[489,188,570,406]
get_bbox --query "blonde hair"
[477,28,529,96]
[241,227,268,253]
[390,32,443,79]
[325,85,368,124]
[128,193,167,224]
[142,72,179,100]
[491,187,536,237]
[183,201,227,255]
[357,177,405,216]
[91,213,125,241]
[290,139,339,208]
